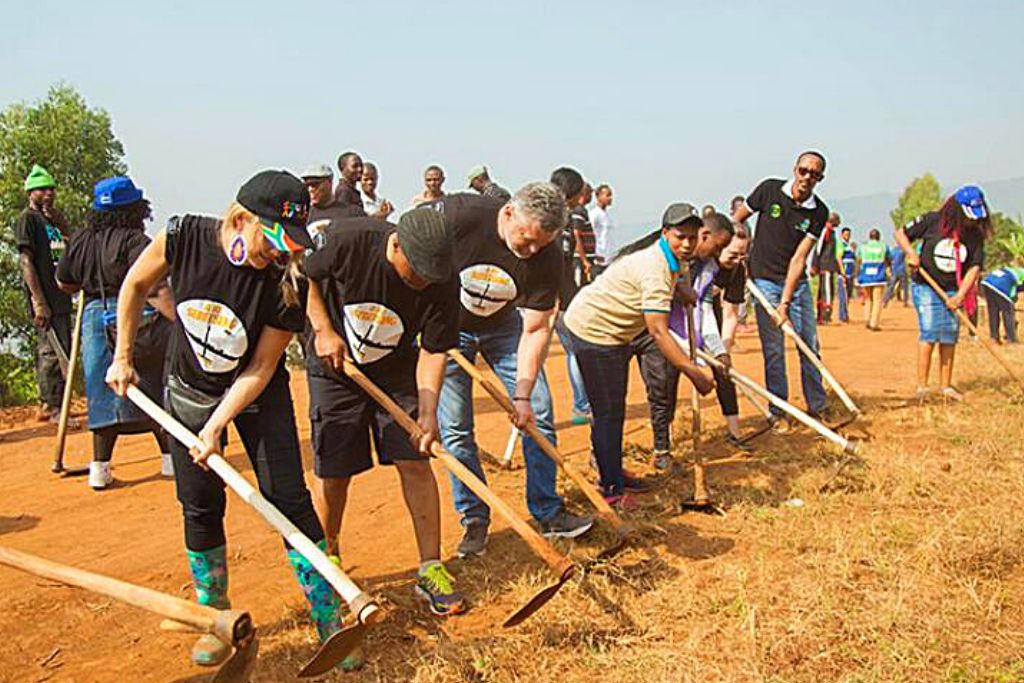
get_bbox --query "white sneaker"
[89,461,113,490]
[160,452,175,477]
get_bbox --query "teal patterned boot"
[287,541,364,672]
[186,545,231,666]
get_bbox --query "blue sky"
[3,1,1022,241]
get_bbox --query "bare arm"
[414,348,447,454]
[893,227,919,268]
[306,279,345,372]
[644,311,714,394]
[776,235,816,324]
[147,281,176,321]
[19,251,50,327]
[511,306,556,427]
[732,204,753,225]
[106,231,169,395]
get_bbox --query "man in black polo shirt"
[732,151,830,421]
[429,182,594,557]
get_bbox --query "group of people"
[10,148,999,672]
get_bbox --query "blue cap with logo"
[94,176,144,211]
[955,185,987,220]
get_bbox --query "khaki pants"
[864,286,884,329]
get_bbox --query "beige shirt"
[564,239,683,345]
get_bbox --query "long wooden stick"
[125,386,381,627]
[52,291,85,473]
[341,359,575,579]
[917,268,1024,392]
[0,545,252,647]
[447,350,630,534]
[683,306,711,503]
[746,279,861,415]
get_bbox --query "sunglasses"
[797,167,824,182]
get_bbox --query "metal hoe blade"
[211,638,259,683]
[502,565,576,628]
[298,623,367,678]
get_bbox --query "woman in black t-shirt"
[56,177,174,490]
[895,185,992,402]
[106,170,345,669]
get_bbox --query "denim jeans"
[555,313,591,414]
[569,329,632,497]
[630,332,678,453]
[753,278,828,416]
[836,275,850,322]
[438,314,563,525]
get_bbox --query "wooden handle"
[0,545,219,633]
[125,386,382,627]
[917,268,1024,392]
[683,306,701,447]
[53,292,85,470]
[447,351,627,530]
[342,359,575,577]
[745,279,861,415]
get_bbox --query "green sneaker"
[415,563,466,617]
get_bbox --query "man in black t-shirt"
[733,151,830,421]
[333,152,368,215]
[13,164,72,421]
[303,209,465,618]
[428,183,594,557]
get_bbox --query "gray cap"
[396,208,453,284]
[661,202,701,228]
[300,164,333,180]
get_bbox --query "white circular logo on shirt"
[177,299,248,374]
[306,219,331,250]
[459,264,517,317]
[933,238,967,274]
[343,302,404,365]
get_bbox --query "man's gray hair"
[510,182,568,233]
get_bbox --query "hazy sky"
[3,1,1022,237]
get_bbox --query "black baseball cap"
[236,170,314,252]
[396,208,453,284]
[661,202,701,229]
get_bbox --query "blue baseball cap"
[93,176,144,211]
[955,185,987,220]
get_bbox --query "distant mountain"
[833,176,1024,243]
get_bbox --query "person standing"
[895,185,991,402]
[730,194,753,328]
[981,265,1024,343]
[884,243,909,307]
[106,170,344,668]
[334,152,367,215]
[302,165,366,242]
[13,164,73,422]
[56,177,174,489]
[302,209,465,629]
[360,162,394,220]
[410,165,446,208]
[467,165,511,202]
[431,184,594,557]
[836,227,856,322]
[565,203,714,507]
[732,151,831,423]
[856,228,889,331]
[812,212,841,324]
[589,184,616,275]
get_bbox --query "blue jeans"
[438,315,563,525]
[753,278,828,417]
[555,313,591,414]
[836,276,850,322]
[568,329,633,497]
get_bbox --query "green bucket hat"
[24,164,56,192]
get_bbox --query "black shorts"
[308,371,423,478]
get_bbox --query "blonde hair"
[220,201,303,309]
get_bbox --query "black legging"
[169,367,324,551]
[93,421,169,463]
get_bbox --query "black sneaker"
[540,510,594,539]
[623,473,655,493]
[457,520,488,558]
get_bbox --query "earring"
[228,234,247,266]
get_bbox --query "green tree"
[986,212,1024,270]
[890,173,943,229]
[0,83,127,405]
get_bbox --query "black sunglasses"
[797,167,824,182]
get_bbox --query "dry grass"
[245,346,1024,683]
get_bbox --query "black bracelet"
[513,396,531,402]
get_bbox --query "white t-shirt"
[589,205,615,263]
[362,192,389,216]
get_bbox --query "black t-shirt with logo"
[904,211,985,292]
[302,218,458,382]
[714,263,747,305]
[13,207,72,315]
[56,226,150,301]
[165,215,304,396]
[425,193,562,332]
[746,179,829,282]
